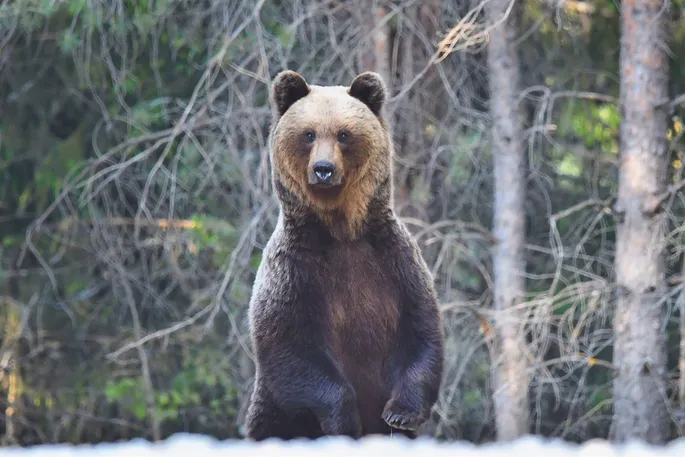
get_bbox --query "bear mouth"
[308,181,344,198]
[309,181,339,189]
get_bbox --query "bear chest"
[321,241,401,359]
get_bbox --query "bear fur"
[243,70,444,441]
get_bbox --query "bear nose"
[312,161,335,184]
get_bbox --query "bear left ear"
[272,70,311,117]
[348,71,387,116]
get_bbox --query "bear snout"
[307,140,344,188]
[312,161,336,184]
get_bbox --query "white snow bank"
[1,434,685,457]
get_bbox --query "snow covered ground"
[1,434,685,457]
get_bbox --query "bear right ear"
[272,71,310,117]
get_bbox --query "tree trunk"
[486,0,529,441]
[1,301,23,445]
[679,264,685,435]
[611,0,671,444]
[356,1,390,86]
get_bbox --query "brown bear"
[243,70,444,441]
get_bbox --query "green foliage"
[104,346,239,424]
[557,154,583,178]
[250,252,263,271]
[59,30,80,53]
[105,378,149,420]
[449,131,481,185]
[561,102,620,153]
[130,99,173,131]
[188,215,238,250]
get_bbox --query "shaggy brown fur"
[244,70,444,441]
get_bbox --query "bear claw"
[382,408,421,431]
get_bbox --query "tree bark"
[611,0,671,444]
[679,262,685,434]
[1,301,23,445]
[356,1,390,86]
[486,0,529,441]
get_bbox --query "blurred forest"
[2,0,685,448]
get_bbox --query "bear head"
[268,70,393,239]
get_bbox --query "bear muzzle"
[307,139,344,189]
[308,160,343,188]
[312,161,335,184]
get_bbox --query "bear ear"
[348,71,387,116]
[272,70,310,117]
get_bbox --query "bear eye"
[337,130,351,143]
[305,130,316,143]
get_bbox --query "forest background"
[2,0,685,448]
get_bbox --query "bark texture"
[680,259,685,423]
[356,2,390,86]
[486,0,529,441]
[611,0,671,444]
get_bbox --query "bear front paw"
[382,398,424,431]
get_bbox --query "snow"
[1,434,685,457]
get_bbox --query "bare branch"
[643,179,685,216]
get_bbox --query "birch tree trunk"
[486,0,529,441]
[611,0,671,444]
